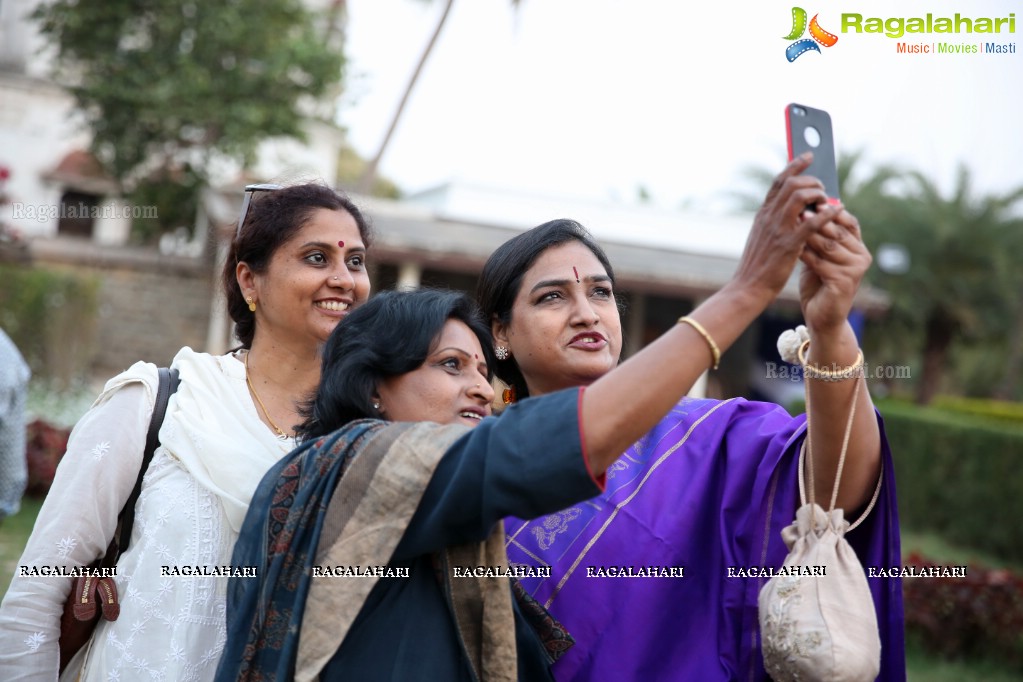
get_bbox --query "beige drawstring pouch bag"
[758,376,884,682]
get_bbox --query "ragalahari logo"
[784,7,839,61]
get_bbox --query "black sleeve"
[393,388,601,559]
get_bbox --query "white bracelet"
[797,340,865,382]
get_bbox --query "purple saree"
[504,397,904,681]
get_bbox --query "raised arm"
[798,207,880,512]
[580,154,841,473]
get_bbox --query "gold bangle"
[797,339,865,381]
[677,316,720,370]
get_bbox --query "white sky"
[338,0,1022,213]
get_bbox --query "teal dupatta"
[216,419,524,681]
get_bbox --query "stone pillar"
[396,262,422,291]
[206,214,232,354]
[92,197,131,246]
[688,370,708,399]
[624,292,646,360]
[686,297,708,399]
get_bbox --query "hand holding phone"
[785,103,840,203]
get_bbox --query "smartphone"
[785,103,840,203]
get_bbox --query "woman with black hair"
[220,289,580,681]
[0,182,373,681]
[474,156,904,681]
[219,158,863,682]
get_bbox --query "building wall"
[0,76,91,239]
[91,264,213,374]
[29,241,215,378]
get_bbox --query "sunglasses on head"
[236,183,284,239]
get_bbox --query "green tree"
[732,154,1023,404]
[849,164,1023,404]
[337,147,402,199]
[33,0,346,236]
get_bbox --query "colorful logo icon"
[784,7,839,61]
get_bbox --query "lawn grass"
[906,640,1023,682]
[0,496,43,598]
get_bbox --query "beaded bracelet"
[677,316,720,370]
[796,339,865,381]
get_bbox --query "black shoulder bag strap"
[113,367,181,554]
[59,367,181,672]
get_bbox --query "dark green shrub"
[880,399,1023,562]
[0,264,100,386]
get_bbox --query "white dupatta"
[102,347,294,533]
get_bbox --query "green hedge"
[880,399,1023,563]
[0,264,100,386]
[931,395,1023,428]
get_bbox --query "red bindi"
[337,240,345,248]
[572,266,580,283]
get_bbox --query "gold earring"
[247,297,256,313]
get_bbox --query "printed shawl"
[217,419,519,682]
[504,397,905,681]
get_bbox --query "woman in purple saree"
[478,156,904,680]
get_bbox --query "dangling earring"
[502,386,517,404]
[246,297,256,313]
[495,346,509,361]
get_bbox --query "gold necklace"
[244,352,288,438]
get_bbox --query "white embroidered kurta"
[0,348,294,681]
[0,328,31,519]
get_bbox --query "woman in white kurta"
[0,182,373,681]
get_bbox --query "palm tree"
[997,293,1023,401]
[732,155,1023,404]
[355,0,522,195]
[854,165,1023,404]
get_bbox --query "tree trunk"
[356,0,455,195]
[995,296,1023,400]
[915,309,956,405]
[323,0,347,48]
